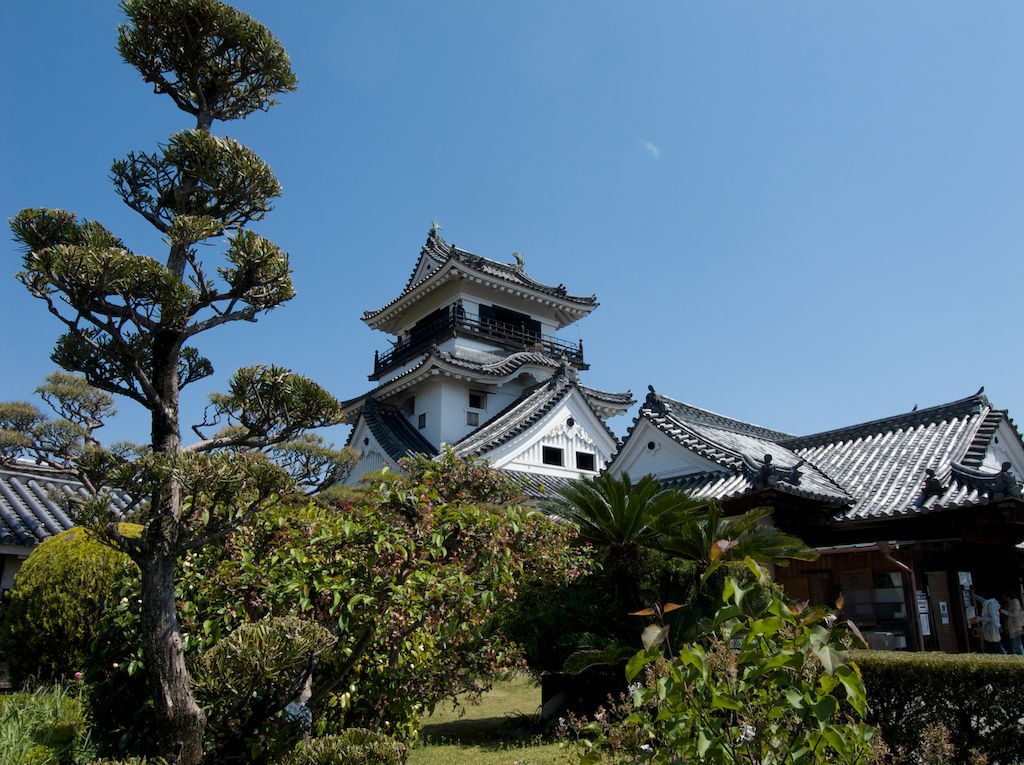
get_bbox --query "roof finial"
[511,251,525,269]
[976,385,985,396]
[429,219,442,236]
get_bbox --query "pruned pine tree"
[0,2,352,762]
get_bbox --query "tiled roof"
[637,389,851,505]
[652,391,792,441]
[342,348,565,414]
[580,385,635,408]
[504,470,577,502]
[344,347,631,419]
[347,398,438,462]
[626,388,1024,522]
[782,391,1020,520]
[451,365,619,458]
[0,464,85,546]
[362,229,597,324]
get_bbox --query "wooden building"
[610,387,1024,652]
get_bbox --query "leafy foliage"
[3,1,339,760]
[280,729,407,765]
[54,452,583,759]
[569,560,883,765]
[521,473,815,677]
[117,0,297,126]
[0,684,99,765]
[0,528,137,686]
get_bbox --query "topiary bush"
[856,649,1024,764]
[0,527,137,686]
[280,729,407,765]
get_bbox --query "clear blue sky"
[3,1,1023,447]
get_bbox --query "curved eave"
[450,367,618,459]
[581,386,635,419]
[362,259,597,333]
[341,350,566,418]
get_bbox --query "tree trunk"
[141,551,207,765]
[142,330,206,765]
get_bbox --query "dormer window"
[542,446,564,466]
[469,390,487,410]
[576,452,596,472]
[466,411,480,427]
[418,413,427,430]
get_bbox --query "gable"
[480,390,619,477]
[980,418,1024,479]
[609,417,725,480]
[344,417,400,485]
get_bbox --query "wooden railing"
[372,311,584,377]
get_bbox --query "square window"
[576,452,596,472]
[542,446,564,466]
[418,413,427,430]
[468,390,487,410]
[466,411,480,427]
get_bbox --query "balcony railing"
[372,310,585,378]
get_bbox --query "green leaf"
[710,694,742,711]
[625,650,655,682]
[811,695,838,724]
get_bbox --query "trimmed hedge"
[281,729,407,765]
[856,650,1024,764]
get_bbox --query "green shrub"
[0,684,96,765]
[281,729,407,765]
[568,560,883,764]
[0,527,137,686]
[856,649,1024,764]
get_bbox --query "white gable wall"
[982,419,1024,479]
[479,390,617,478]
[609,417,723,480]
[345,418,400,485]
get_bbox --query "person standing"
[975,594,1006,654]
[1001,593,1024,655]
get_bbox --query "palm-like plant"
[547,472,815,572]
[545,472,708,558]
[653,504,816,572]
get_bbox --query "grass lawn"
[409,675,572,765]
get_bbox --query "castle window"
[468,390,487,410]
[418,413,427,430]
[466,411,480,427]
[401,396,415,416]
[542,446,564,466]
[575,452,596,472]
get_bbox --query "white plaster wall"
[486,392,617,478]
[609,418,722,480]
[344,420,399,485]
[454,284,564,330]
[982,419,1024,478]
[438,381,475,444]
[413,380,444,446]
[395,282,463,332]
